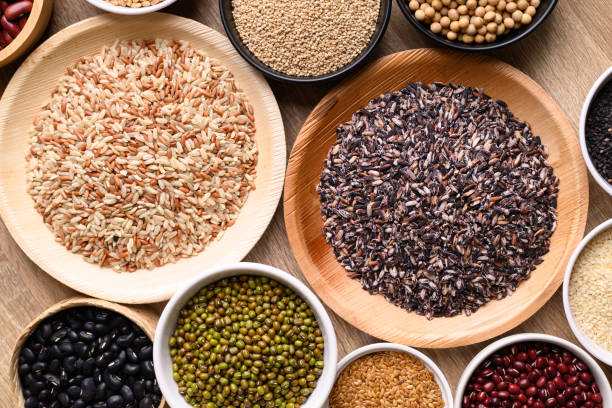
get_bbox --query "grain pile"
[232,0,381,77]
[569,227,612,352]
[318,82,558,319]
[26,39,258,272]
[329,351,444,408]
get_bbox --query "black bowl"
[396,0,558,51]
[219,0,392,83]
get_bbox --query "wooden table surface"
[0,0,610,406]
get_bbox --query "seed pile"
[329,351,444,408]
[462,342,603,408]
[318,82,559,319]
[569,227,612,352]
[26,39,258,272]
[18,307,161,408]
[232,0,380,77]
[169,276,324,408]
[585,80,612,184]
[407,0,540,44]
[102,0,165,8]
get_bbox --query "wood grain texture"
[284,48,589,348]
[0,0,54,67]
[8,297,163,407]
[0,0,610,406]
[0,13,286,304]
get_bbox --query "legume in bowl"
[84,0,178,15]
[219,0,392,83]
[154,262,338,408]
[455,333,611,408]
[563,219,612,367]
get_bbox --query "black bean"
[120,384,135,403]
[109,342,120,354]
[82,377,96,401]
[141,361,155,379]
[58,342,73,355]
[144,380,153,392]
[59,368,69,387]
[107,394,125,408]
[68,374,83,385]
[109,316,127,329]
[95,310,110,322]
[108,350,126,373]
[18,363,30,376]
[84,321,96,332]
[50,328,68,343]
[138,345,152,361]
[97,335,111,353]
[105,372,123,391]
[63,356,77,373]
[95,381,108,400]
[40,323,53,340]
[37,346,49,361]
[73,399,86,408]
[24,396,39,408]
[21,347,36,363]
[96,351,114,367]
[67,385,81,399]
[93,367,103,383]
[132,380,145,399]
[94,323,108,335]
[48,359,60,373]
[132,336,149,348]
[31,361,46,374]
[152,380,160,395]
[79,331,95,342]
[38,388,50,401]
[42,373,60,387]
[49,345,62,359]
[66,329,78,342]
[152,394,161,406]
[92,402,107,408]
[82,357,95,375]
[75,358,84,371]
[66,318,82,331]
[74,341,88,358]
[123,363,140,376]
[49,401,60,408]
[125,347,138,363]
[57,391,70,407]
[139,396,153,408]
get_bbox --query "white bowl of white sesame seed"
[85,0,177,15]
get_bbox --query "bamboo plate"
[0,13,286,304]
[9,297,164,407]
[284,49,589,348]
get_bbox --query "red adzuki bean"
[462,342,604,408]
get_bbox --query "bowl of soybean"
[9,297,163,408]
[154,262,338,408]
[219,0,392,83]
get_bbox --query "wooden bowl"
[9,297,164,407]
[0,13,286,304]
[0,0,53,67]
[284,48,589,348]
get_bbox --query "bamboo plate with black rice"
[284,48,588,348]
[0,13,286,304]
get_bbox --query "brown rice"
[26,39,258,272]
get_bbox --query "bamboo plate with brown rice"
[284,49,589,348]
[0,13,286,304]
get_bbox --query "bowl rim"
[153,262,338,408]
[453,333,612,408]
[396,0,558,51]
[218,0,392,84]
[579,66,612,196]
[562,218,612,366]
[323,342,454,408]
[84,0,178,15]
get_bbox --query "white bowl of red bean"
[563,219,612,367]
[455,334,611,408]
[84,0,177,15]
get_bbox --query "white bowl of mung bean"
[154,262,338,408]
[563,218,612,366]
[85,0,177,15]
[324,342,453,408]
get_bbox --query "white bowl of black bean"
[579,66,612,196]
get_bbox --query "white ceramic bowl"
[454,333,612,408]
[154,262,338,408]
[85,0,177,15]
[579,66,612,196]
[563,219,612,366]
[323,342,453,408]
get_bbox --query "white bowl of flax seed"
[325,342,453,408]
[85,0,177,15]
